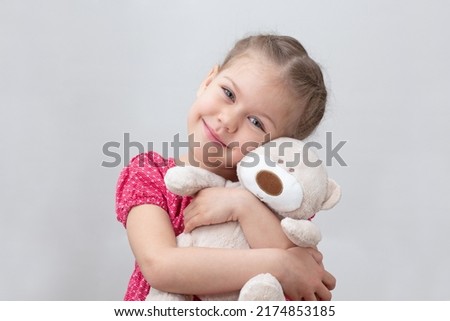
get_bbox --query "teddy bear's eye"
[289,168,295,172]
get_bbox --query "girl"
[116,34,336,301]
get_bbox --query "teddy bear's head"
[236,137,341,220]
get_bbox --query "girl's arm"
[126,204,335,300]
[183,187,295,249]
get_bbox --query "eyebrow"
[260,111,277,131]
[223,76,241,95]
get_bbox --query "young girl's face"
[187,54,301,174]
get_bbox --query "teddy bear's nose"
[256,170,283,196]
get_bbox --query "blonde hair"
[220,34,327,140]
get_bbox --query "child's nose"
[218,109,239,133]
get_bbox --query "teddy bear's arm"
[280,217,322,248]
[164,166,227,196]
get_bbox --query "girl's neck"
[177,154,238,182]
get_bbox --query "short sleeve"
[115,152,170,227]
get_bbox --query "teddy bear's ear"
[321,178,341,210]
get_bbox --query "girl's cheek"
[231,149,246,165]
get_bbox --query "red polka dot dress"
[116,152,191,300]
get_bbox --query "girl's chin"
[191,150,234,168]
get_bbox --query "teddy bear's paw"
[281,217,321,247]
[147,288,190,301]
[164,166,226,196]
[164,167,199,196]
[238,273,285,301]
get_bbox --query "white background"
[1,0,449,300]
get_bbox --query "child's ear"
[196,65,219,97]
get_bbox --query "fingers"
[302,293,318,301]
[288,279,334,301]
[184,214,204,233]
[295,247,335,301]
[182,200,213,232]
[323,270,336,291]
[183,219,194,233]
[306,247,324,266]
[299,286,332,301]
[299,274,334,301]
[315,285,332,301]
[182,203,197,232]
[307,248,335,292]
[312,266,336,301]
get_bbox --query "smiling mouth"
[202,120,227,147]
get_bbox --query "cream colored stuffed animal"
[147,137,341,301]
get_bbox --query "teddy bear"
[147,137,341,301]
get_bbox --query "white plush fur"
[147,137,341,301]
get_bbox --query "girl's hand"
[279,247,336,301]
[182,187,337,300]
[184,187,294,249]
[183,187,242,232]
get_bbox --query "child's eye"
[222,87,235,102]
[248,116,265,132]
